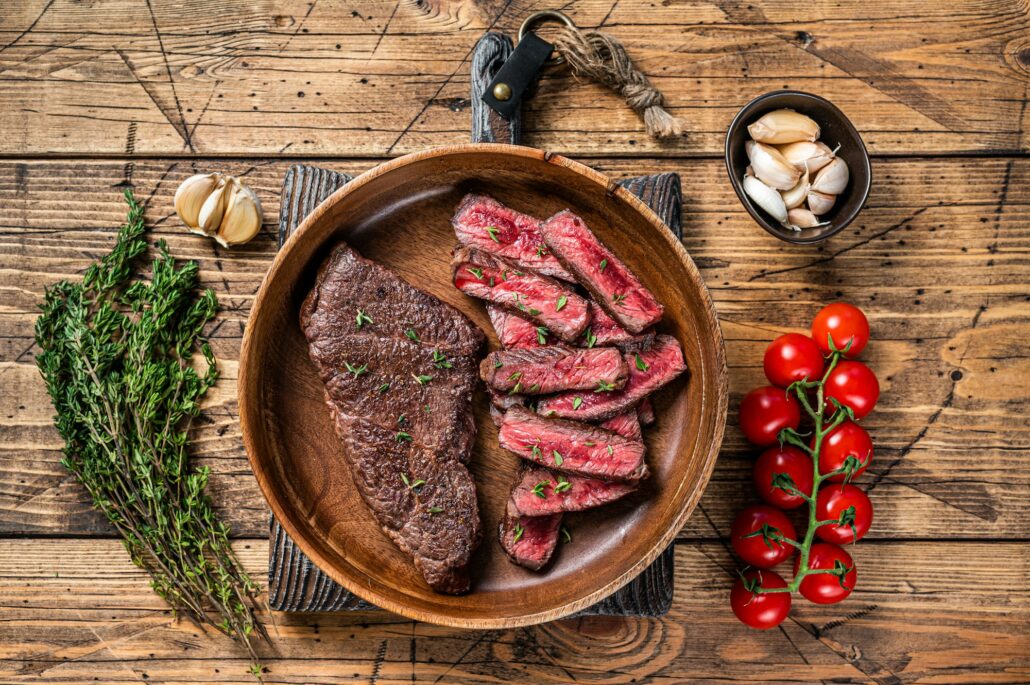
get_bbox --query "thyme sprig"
[34,191,264,662]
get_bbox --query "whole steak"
[300,244,484,594]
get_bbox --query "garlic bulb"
[778,141,835,173]
[780,167,810,209]
[746,140,801,190]
[808,190,836,215]
[742,174,788,223]
[787,208,826,229]
[174,173,263,247]
[810,157,850,195]
[747,109,820,144]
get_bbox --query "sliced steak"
[509,465,637,517]
[536,335,686,421]
[580,301,655,350]
[539,210,664,333]
[486,305,553,349]
[637,397,656,425]
[452,193,574,281]
[452,246,590,342]
[600,409,642,441]
[301,243,484,594]
[480,346,627,395]
[488,388,527,412]
[498,500,561,571]
[498,406,649,481]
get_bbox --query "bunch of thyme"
[34,190,265,658]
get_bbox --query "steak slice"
[600,409,642,441]
[536,335,686,421]
[539,210,664,333]
[301,243,484,594]
[509,465,638,517]
[498,406,649,481]
[480,346,627,395]
[637,398,656,425]
[498,500,561,571]
[452,246,590,343]
[452,193,574,281]
[486,305,553,349]
[580,301,655,350]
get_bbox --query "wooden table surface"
[2,1,1028,683]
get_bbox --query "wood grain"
[1,156,1025,544]
[1,538,1026,684]
[0,0,1027,156]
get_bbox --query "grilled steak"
[600,409,642,441]
[498,500,561,571]
[539,210,664,334]
[480,346,627,395]
[452,246,590,342]
[580,301,655,350]
[509,465,637,517]
[486,305,553,349]
[536,335,686,421]
[452,193,574,280]
[637,398,656,425]
[301,243,485,594]
[498,406,649,481]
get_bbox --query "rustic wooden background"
[1,1,1028,683]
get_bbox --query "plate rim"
[239,143,728,627]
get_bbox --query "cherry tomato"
[794,543,857,604]
[731,505,798,568]
[764,333,825,388]
[739,386,801,446]
[811,303,869,357]
[730,569,792,629]
[815,420,873,482]
[816,485,873,544]
[824,360,879,419]
[753,445,814,510]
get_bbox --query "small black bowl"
[725,91,872,244]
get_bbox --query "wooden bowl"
[239,144,728,628]
[725,91,872,244]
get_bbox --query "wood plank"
[0,157,1027,542]
[0,538,1026,684]
[1,0,1027,156]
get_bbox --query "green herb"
[612,293,627,306]
[33,191,263,663]
[607,445,614,456]
[553,475,571,493]
[424,403,431,414]
[583,441,596,446]
[561,526,572,543]
[510,381,523,395]
[535,244,548,257]
[500,270,508,282]
[531,444,543,460]
[396,431,413,442]
[401,473,424,491]
[432,349,452,369]
[428,506,444,514]
[397,414,407,425]
[536,326,549,345]
[513,522,525,543]
[412,373,432,385]
[528,308,541,316]
[531,481,549,498]
[528,383,540,393]
[377,382,390,394]
[493,359,503,369]
[572,396,583,410]
[552,450,564,466]
[489,277,495,287]
[507,371,523,382]
[400,472,410,487]
[484,225,500,242]
[411,479,426,490]
[595,379,616,392]
[599,258,608,272]
[555,295,568,312]
[466,266,484,280]
[634,353,650,372]
[404,328,420,343]
[355,309,373,330]
[344,360,368,378]
[584,327,597,348]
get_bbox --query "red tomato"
[753,445,814,510]
[811,303,870,357]
[794,543,857,604]
[730,569,792,629]
[764,333,825,387]
[815,420,873,482]
[731,505,798,568]
[824,360,879,419]
[816,485,873,544]
[739,386,801,446]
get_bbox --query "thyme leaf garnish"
[599,258,608,272]
[612,293,627,306]
[344,361,369,378]
[536,326,549,345]
[555,295,568,312]
[355,309,373,330]
[572,396,584,410]
[404,328,420,343]
[513,522,524,543]
[531,481,549,498]
[584,327,597,348]
[634,353,650,372]
[412,373,432,385]
[484,225,500,242]
[552,450,564,466]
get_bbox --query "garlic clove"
[746,140,801,190]
[787,208,828,229]
[810,157,850,195]
[197,178,231,235]
[215,182,263,247]
[743,174,788,223]
[747,109,820,144]
[778,141,835,173]
[780,166,810,209]
[807,190,836,215]
[174,173,220,231]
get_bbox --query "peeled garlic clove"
[811,157,850,195]
[746,140,801,190]
[808,190,836,215]
[743,174,788,223]
[778,141,835,173]
[215,182,263,247]
[174,173,220,231]
[780,167,810,209]
[787,208,826,229]
[747,109,820,144]
[197,179,231,235]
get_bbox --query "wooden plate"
[240,144,727,628]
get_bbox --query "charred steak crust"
[539,210,664,334]
[479,346,628,395]
[301,243,485,594]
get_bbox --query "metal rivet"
[493,82,512,101]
